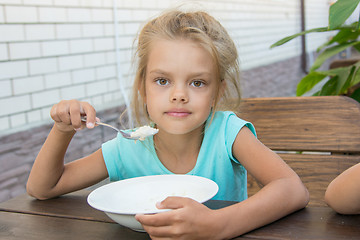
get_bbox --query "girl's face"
[144,39,219,136]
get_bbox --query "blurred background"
[0,0,354,202]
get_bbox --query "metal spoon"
[81,117,138,140]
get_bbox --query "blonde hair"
[131,9,241,125]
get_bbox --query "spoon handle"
[95,121,121,132]
[80,116,132,139]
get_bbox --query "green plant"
[271,0,360,102]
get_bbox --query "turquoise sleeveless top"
[102,111,256,201]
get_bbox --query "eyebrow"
[149,69,168,75]
[149,69,212,78]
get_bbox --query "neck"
[153,126,204,174]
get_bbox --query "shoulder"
[203,111,256,163]
[101,133,154,162]
[209,111,256,137]
[101,134,157,180]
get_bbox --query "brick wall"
[0,0,334,202]
[0,0,331,134]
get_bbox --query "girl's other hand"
[50,100,97,133]
[135,197,224,240]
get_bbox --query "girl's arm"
[136,127,309,239]
[325,163,360,214]
[211,127,309,238]
[26,100,108,200]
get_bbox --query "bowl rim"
[87,174,219,215]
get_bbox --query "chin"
[158,123,205,136]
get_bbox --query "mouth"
[165,109,191,118]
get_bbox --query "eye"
[155,78,169,86]
[191,80,204,88]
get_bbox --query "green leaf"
[316,24,360,51]
[321,65,355,94]
[320,65,354,94]
[329,0,360,30]
[350,62,360,86]
[324,66,353,75]
[354,44,360,52]
[350,87,360,102]
[296,72,328,96]
[297,65,358,96]
[270,27,328,48]
[319,77,338,96]
[310,41,360,71]
[312,90,321,96]
[334,28,360,44]
[337,66,354,94]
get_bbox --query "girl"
[27,9,309,239]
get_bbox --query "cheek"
[143,82,154,105]
[211,88,221,107]
[144,86,156,105]
[144,91,161,116]
[207,90,218,108]
[191,93,215,112]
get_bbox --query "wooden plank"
[0,211,150,240]
[237,96,360,153]
[248,153,360,206]
[2,206,360,239]
[0,190,240,224]
[243,207,360,239]
[0,190,113,223]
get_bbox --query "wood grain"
[2,203,360,240]
[2,206,359,240]
[243,207,360,240]
[0,190,113,223]
[238,96,360,153]
[248,154,360,206]
[241,96,360,206]
[0,211,150,240]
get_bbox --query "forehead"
[146,39,216,75]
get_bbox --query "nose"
[170,84,188,103]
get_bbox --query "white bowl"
[87,174,218,231]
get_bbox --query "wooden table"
[1,190,359,239]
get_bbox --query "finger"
[142,224,174,239]
[55,100,72,125]
[158,196,190,210]
[68,100,83,129]
[81,102,96,129]
[50,104,60,122]
[136,213,175,238]
[136,212,173,227]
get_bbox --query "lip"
[165,109,191,117]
